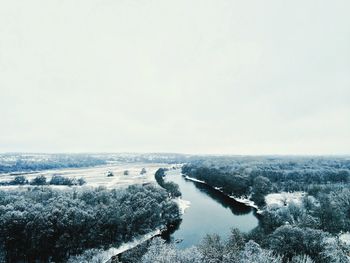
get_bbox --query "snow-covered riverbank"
[184,175,261,212]
[184,175,205,184]
[79,229,162,263]
[174,198,191,214]
[100,199,190,262]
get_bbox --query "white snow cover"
[88,229,161,263]
[339,233,350,245]
[0,163,171,189]
[265,192,306,208]
[231,196,261,212]
[184,175,205,184]
[174,198,191,214]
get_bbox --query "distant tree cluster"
[155,168,181,198]
[49,175,86,186]
[0,185,180,262]
[4,175,28,185]
[0,175,86,186]
[107,171,114,177]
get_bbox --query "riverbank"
[184,175,263,213]
[165,169,259,248]
[174,197,191,214]
[102,169,188,262]
[103,229,161,263]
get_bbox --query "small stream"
[164,169,259,248]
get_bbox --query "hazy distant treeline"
[0,154,107,173]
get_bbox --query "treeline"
[183,157,350,187]
[132,227,348,263]
[0,154,106,173]
[77,227,349,263]
[182,165,267,205]
[182,166,251,195]
[155,168,181,198]
[182,157,350,206]
[0,185,180,262]
[0,175,86,186]
[95,227,348,263]
[0,153,194,174]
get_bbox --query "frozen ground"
[0,163,173,189]
[265,192,306,208]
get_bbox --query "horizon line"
[0,151,349,158]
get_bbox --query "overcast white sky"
[0,0,349,155]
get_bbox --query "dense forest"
[71,227,349,263]
[176,157,350,262]
[182,157,350,205]
[0,184,180,262]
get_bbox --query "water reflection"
[191,180,253,215]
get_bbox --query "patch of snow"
[265,192,306,208]
[99,229,161,262]
[174,198,191,214]
[184,175,205,184]
[339,233,350,245]
[231,196,260,211]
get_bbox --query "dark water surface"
[165,169,259,248]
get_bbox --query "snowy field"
[265,192,306,208]
[0,163,174,189]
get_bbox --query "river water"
[165,169,259,248]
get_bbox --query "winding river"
[164,169,259,248]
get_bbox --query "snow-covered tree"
[198,234,224,263]
[141,238,201,263]
[290,255,314,263]
[321,237,349,263]
[238,241,282,263]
